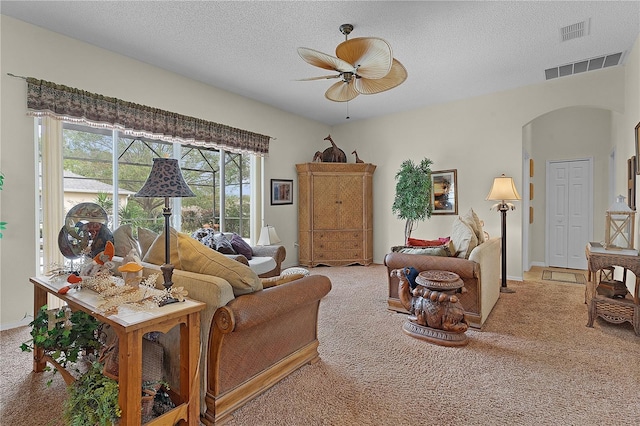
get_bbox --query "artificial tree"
[392,158,433,244]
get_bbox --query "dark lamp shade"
[135,158,195,198]
[486,174,521,201]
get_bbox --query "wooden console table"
[584,246,640,336]
[29,276,205,425]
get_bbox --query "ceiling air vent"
[560,19,590,42]
[544,52,625,80]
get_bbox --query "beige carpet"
[1,265,639,425]
[542,269,586,284]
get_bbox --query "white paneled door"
[547,159,592,269]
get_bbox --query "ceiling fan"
[297,24,407,102]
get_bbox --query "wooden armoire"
[296,162,376,267]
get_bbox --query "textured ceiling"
[2,1,639,126]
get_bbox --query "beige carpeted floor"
[1,265,639,425]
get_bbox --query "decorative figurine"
[321,134,346,162]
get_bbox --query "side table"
[584,246,640,336]
[29,276,206,425]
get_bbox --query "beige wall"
[1,15,638,328]
[327,57,632,281]
[0,16,329,328]
[527,107,613,266]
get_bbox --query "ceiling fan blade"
[355,58,408,95]
[335,37,392,80]
[298,47,353,72]
[325,80,359,102]
[296,74,341,81]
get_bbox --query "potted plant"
[392,158,433,245]
[63,361,121,426]
[21,305,102,384]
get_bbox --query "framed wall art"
[431,169,458,215]
[270,179,293,205]
[636,122,640,175]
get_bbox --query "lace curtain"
[26,78,271,156]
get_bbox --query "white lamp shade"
[486,174,521,201]
[257,225,281,245]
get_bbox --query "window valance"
[26,78,271,156]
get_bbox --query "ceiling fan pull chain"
[346,101,350,120]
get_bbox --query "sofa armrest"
[468,237,501,324]
[251,245,286,264]
[251,245,286,277]
[214,274,331,333]
[384,252,479,280]
[205,274,331,417]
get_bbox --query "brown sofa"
[113,248,330,424]
[384,237,500,329]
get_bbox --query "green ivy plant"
[392,158,433,244]
[63,361,121,426]
[20,305,103,380]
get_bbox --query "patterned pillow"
[191,227,216,249]
[213,232,236,254]
[282,267,310,276]
[397,246,450,257]
[230,233,253,260]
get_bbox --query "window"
[42,122,253,244]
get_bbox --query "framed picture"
[431,169,458,215]
[636,122,640,175]
[270,179,293,205]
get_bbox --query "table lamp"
[135,158,194,303]
[257,225,281,246]
[486,174,521,293]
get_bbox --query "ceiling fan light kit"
[298,24,407,102]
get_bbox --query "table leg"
[181,311,201,426]
[32,286,48,372]
[118,329,143,425]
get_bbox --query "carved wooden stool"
[400,270,469,347]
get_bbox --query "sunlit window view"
[40,122,252,246]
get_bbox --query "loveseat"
[384,209,501,329]
[112,226,331,424]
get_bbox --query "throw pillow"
[397,246,450,257]
[261,273,306,289]
[406,237,445,247]
[191,228,216,249]
[230,233,253,260]
[112,224,140,257]
[143,227,182,269]
[137,227,159,259]
[213,232,236,254]
[177,232,262,296]
[451,216,478,259]
[461,208,485,244]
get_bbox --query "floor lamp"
[486,174,521,293]
[135,158,195,304]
